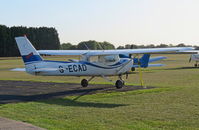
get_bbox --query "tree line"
[0,25,60,57]
[60,41,115,50]
[61,42,199,50]
[117,43,198,49]
[0,24,198,57]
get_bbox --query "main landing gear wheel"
[115,80,124,89]
[81,79,88,87]
[194,64,197,68]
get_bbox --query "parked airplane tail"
[133,54,150,68]
[15,36,43,63]
[139,54,150,67]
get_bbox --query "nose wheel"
[81,76,95,87]
[81,79,88,87]
[115,80,125,89]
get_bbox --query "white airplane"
[179,50,199,67]
[13,36,193,88]
[189,51,199,67]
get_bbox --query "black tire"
[194,64,197,67]
[115,80,124,89]
[81,79,88,87]
[131,67,135,71]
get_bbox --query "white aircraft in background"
[189,51,199,67]
[179,50,199,67]
[13,36,193,88]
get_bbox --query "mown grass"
[0,54,199,129]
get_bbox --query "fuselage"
[25,58,133,76]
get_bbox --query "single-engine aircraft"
[14,36,194,88]
[178,50,199,67]
[189,51,199,67]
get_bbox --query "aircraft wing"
[38,47,194,56]
[38,50,89,55]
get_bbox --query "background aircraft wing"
[38,47,194,56]
[133,54,166,68]
[149,56,167,63]
[133,64,164,68]
[10,68,26,71]
[147,64,165,67]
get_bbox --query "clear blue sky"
[1,0,199,46]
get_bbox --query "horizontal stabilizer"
[11,68,59,73]
[11,68,26,71]
[148,64,165,67]
[33,68,59,73]
[132,64,164,68]
[149,56,167,63]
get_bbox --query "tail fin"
[140,54,150,68]
[133,54,150,68]
[15,36,43,63]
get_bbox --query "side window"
[89,56,98,62]
[99,55,119,63]
[89,55,119,64]
[104,55,116,62]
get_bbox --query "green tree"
[117,46,125,49]
[60,43,73,50]
[0,25,61,57]
[100,41,115,50]
[177,43,186,47]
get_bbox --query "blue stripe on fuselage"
[24,58,128,69]
[22,55,42,63]
[79,60,128,69]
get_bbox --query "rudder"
[15,36,43,63]
[133,54,150,68]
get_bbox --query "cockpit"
[85,55,120,65]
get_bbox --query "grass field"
[0,54,199,129]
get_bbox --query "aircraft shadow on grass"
[161,66,197,71]
[40,98,127,108]
[0,87,128,108]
